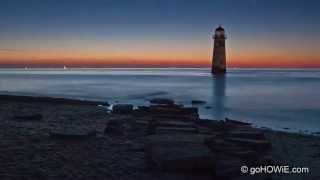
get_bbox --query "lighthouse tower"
[211,25,226,74]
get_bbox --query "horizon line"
[1,67,320,70]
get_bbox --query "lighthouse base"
[211,68,226,74]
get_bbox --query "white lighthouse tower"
[211,25,227,74]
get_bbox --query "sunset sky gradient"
[0,0,319,68]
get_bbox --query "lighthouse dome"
[215,25,225,32]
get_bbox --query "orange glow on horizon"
[1,48,320,68]
[1,57,319,68]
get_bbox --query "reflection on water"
[212,75,226,120]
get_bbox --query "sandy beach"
[0,95,319,180]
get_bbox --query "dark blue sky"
[1,0,319,35]
[0,0,319,67]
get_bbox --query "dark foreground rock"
[49,129,96,140]
[149,98,175,106]
[140,109,274,180]
[225,118,252,126]
[13,113,43,121]
[105,119,130,136]
[147,144,213,171]
[145,134,214,171]
[101,101,110,106]
[1,95,320,180]
[135,105,199,122]
[228,130,266,140]
[133,103,274,179]
[191,100,206,105]
[226,138,271,152]
[6,95,315,180]
[112,104,133,114]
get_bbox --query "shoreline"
[0,93,317,136]
[0,94,319,179]
[0,94,103,105]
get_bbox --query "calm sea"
[0,68,319,133]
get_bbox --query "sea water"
[0,68,319,133]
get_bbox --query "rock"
[147,119,157,135]
[13,113,43,121]
[226,138,271,151]
[191,100,206,105]
[156,127,199,134]
[101,101,110,106]
[135,105,199,122]
[258,155,273,165]
[226,150,260,165]
[112,104,133,114]
[49,130,96,140]
[197,120,228,132]
[148,145,213,171]
[197,126,213,134]
[122,140,144,152]
[145,134,214,171]
[204,135,271,178]
[205,138,244,153]
[213,156,244,179]
[156,120,196,128]
[145,135,214,171]
[225,118,252,126]
[146,134,213,145]
[197,119,221,126]
[150,98,175,106]
[214,166,241,180]
[147,118,200,134]
[135,119,149,126]
[228,130,265,140]
[152,106,198,119]
[105,119,129,136]
[232,125,257,132]
[138,105,198,115]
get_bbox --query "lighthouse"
[211,25,226,74]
